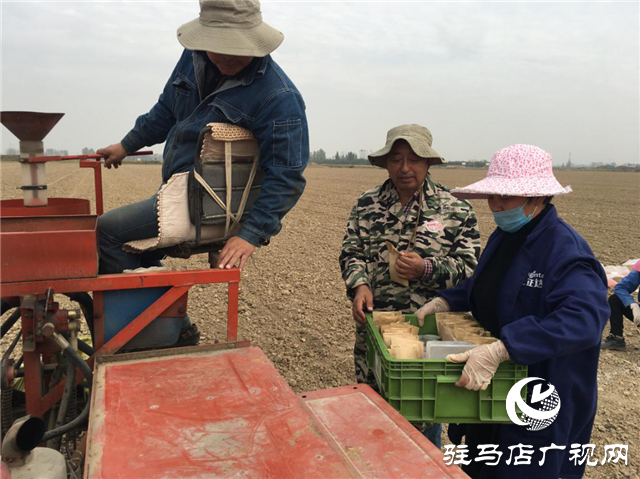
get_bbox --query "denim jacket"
[121,49,309,247]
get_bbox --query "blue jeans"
[98,196,164,274]
[421,423,443,449]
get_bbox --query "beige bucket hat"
[368,124,445,168]
[177,0,284,57]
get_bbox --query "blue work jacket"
[440,205,610,479]
[121,50,309,247]
[614,270,640,308]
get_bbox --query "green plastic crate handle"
[436,375,459,384]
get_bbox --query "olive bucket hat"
[177,0,284,57]
[368,124,445,168]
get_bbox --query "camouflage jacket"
[340,176,481,312]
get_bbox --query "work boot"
[601,334,626,351]
[173,323,201,348]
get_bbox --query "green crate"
[366,313,528,424]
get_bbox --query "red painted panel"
[86,347,354,479]
[0,215,98,283]
[86,347,468,479]
[299,386,469,478]
[0,198,91,217]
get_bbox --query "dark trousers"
[608,294,634,337]
[97,196,164,274]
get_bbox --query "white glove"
[416,297,450,326]
[416,296,451,326]
[447,340,510,391]
[631,303,640,327]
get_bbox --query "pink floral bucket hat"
[451,144,572,200]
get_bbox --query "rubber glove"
[631,303,640,327]
[447,340,510,391]
[416,297,450,326]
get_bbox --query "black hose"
[41,336,93,442]
[1,308,21,339]
[50,359,77,450]
[77,339,95,357]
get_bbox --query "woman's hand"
[352,285,373,324]
[631,303,640,326]
[415,297,450,326]
[396,252,425,280]
[447,340,510,390]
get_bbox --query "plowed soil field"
[2,162,639,478]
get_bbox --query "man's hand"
[97,143,128,169]
[396,252,425,280]
[631,303,640,327]
[446,340,510,391]
[217,236,256,270]
[352,285,373,324]
[416,297,450,326]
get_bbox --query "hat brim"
[450,176,572,200]
[368,136,444,168]
[177,18,284,57]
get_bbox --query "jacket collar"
[471,204,558,324]
[523,203,557,244]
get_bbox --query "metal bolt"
[95,312,102,319]
[42,322,55,338]
[178,307,185,314]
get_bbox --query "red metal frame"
[25,151,153,163]
[5,269,241,418]
[1,153,243,419]
[79,160,104,216]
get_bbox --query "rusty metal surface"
[85,347,354,479]
[0,111,64,141]
[85,347,467,479]
[0,215,98,283]
[95,341,252,364]
[298,385,470,479]
[0,198,91,217]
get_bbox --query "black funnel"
[0,111,64,141]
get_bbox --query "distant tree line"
[3,147,69,156]
[442,160,489,168]
[310,148,369,165]
[309,149,492,168]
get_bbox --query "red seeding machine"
[0,112,466,479]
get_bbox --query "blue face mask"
[492,201,538,233]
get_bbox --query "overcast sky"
[1,1,638,165]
